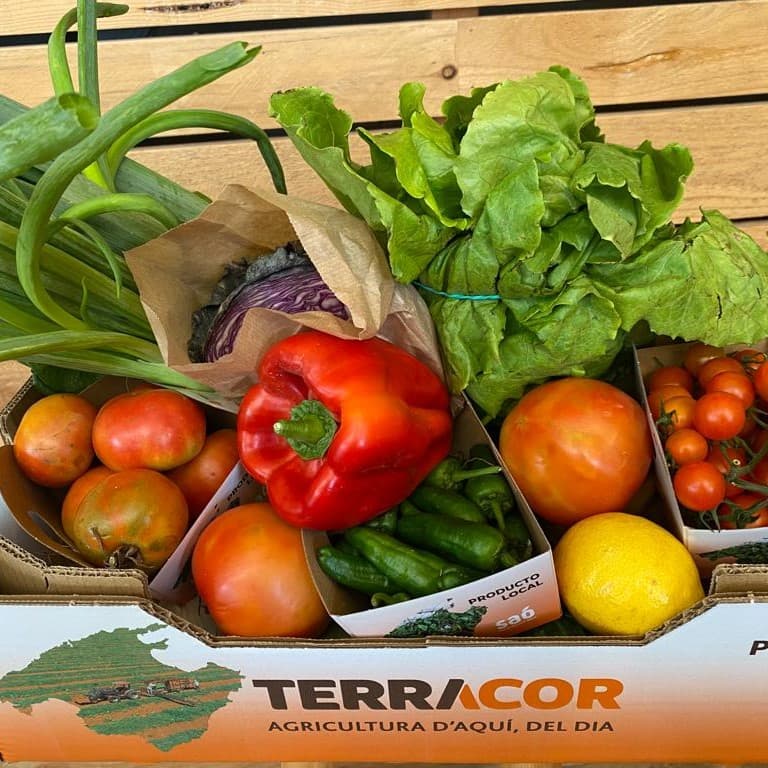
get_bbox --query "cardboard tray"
[1,534,767,764]
[634,341,768,577]
[0,376,251,603]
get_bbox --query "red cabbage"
[203,264,348,361]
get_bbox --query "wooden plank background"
[5,0,561,34]
[1,5,768,766]
[1,0,768,410]
[3,2,768,125]
[129,103,768,226]
[1,2,765,228]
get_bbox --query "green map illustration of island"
[0,624,242,752]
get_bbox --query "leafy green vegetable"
[270,66,768,418]
[0,2,284,400]
[0,94,98,183]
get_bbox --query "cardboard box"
[302,401,562,638]
[3,378,768,764]
[634,341,768,577]
[1,538,768,764]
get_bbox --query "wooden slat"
[0,18,458,129]
[4,0,568,35]
[2,2,767,132]
[129,101,768,225]
[740,220,768,248]
[456,0,768,105]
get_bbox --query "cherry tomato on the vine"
[659,395,697,433]
[739,415,759,441]
[696,356,745,388]
[665,428,709,466]
[673,460,727,512]
[706,443,748,499]
[751,428,768,454]
[692,391,746,441]
[753,360,768,403]
[647,386,694,421]
[748,455,768,487]
[730,348,767,376]
[704,371,755,409]
[683,343,725,376]
[717,492,768,529]
[647,365,695,394]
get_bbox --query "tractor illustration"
[72,677,199,707]
[72,680,140,705]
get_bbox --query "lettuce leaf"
[270,69,768,418]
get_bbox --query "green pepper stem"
[274,414,327,442]
[454,465,502,482]
[273,399,338,460]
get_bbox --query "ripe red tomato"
[68,468,189,569]
[61,465,115,541]
[647,385,694,421]
[683,343,724,376]
[696,356,744,387]
[706,443,747,499]
[692,391,746,441]
[166,429,240,522]
[730,348,767,375]
[498,377,652,526]
[739,414,759,441]
[13,394,97,488]
[703,371,755,408]
[659,395,696,433]
[92,387,207,471]
[673,461,726,512]
[753,360,768,402]
[646,365,694,394]
[665,428,708,466]
[717,493,768,529]
[192,503,329,637]
[750,455,768,486]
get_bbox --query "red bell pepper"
[237,330,453,530]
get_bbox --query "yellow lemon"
[553,512,705,636]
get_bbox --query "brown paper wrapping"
[125,185,443,409]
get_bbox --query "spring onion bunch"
[0,1,285,398]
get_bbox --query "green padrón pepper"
[409,484,486,523]
[396,510,519,572]
[316,544,397,597]
[344,527,481,596]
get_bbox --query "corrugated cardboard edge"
[0,534,149,598]
[0,376,36,445]
[2,527,764,648]
[710,562,768,595]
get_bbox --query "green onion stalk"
[0,1,286,400]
